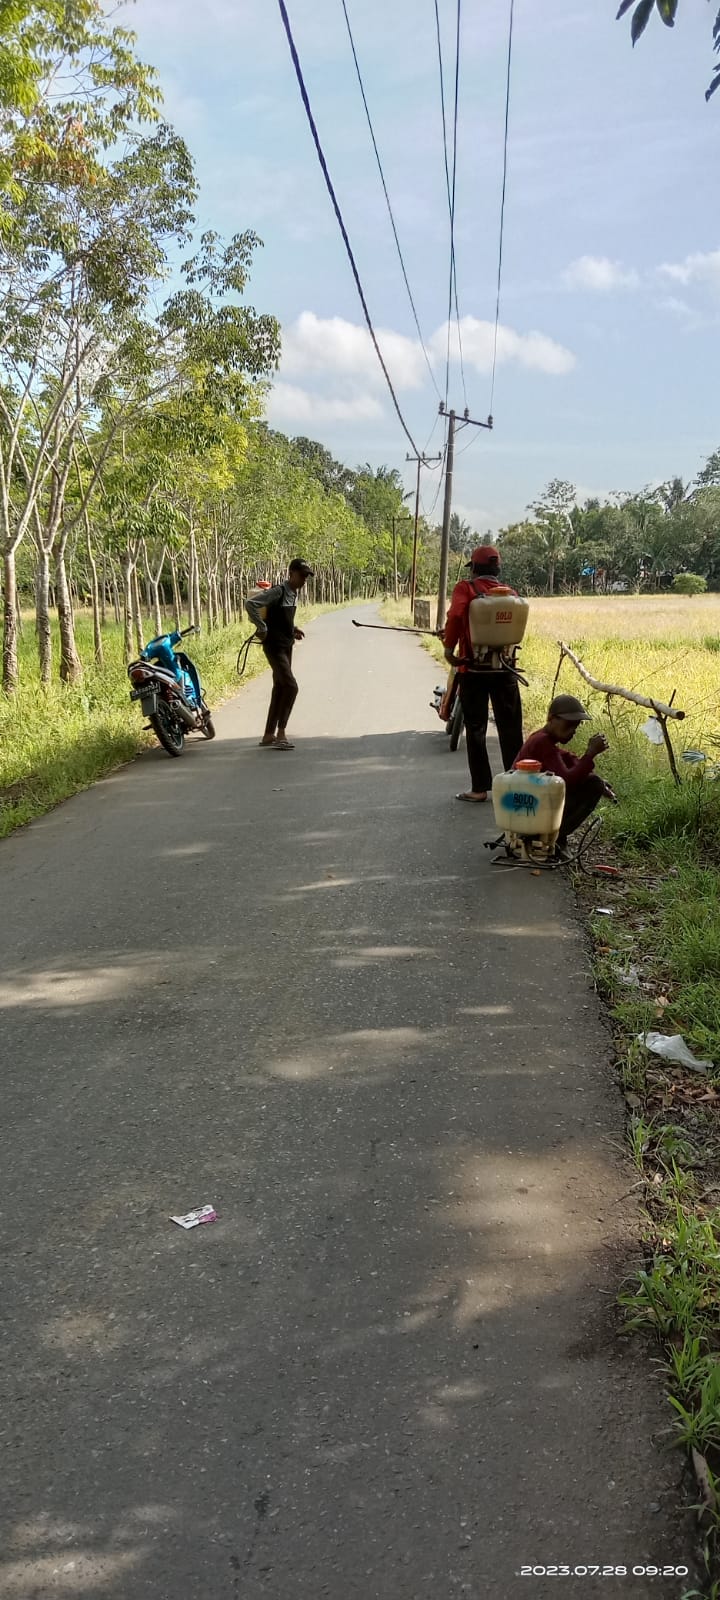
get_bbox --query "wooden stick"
[551,646,564,700]
[557,641,686,720]
[651,701,681,787]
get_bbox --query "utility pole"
[406,449,442,617]
[436,403,493,631]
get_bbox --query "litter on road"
[170,1205,217,1229]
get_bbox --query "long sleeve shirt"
[513,729,595,788]
[443,576,518,670]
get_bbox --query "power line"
[421,408,444,459]
[434,0,467,413]
[276,0,424,458]
[448,0,468,410]
[490,0,515,417]
[339,0,441,402]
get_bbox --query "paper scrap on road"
[637,1032,714,1074]
[170,1205,218,1229]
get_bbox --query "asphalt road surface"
[1,608,695,1600]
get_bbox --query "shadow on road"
[0,733,696,1598]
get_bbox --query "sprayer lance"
[351,619,443,637]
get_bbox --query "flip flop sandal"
[455,791,487,803]
[271,739,295,750]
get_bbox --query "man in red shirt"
[514,693,615,847]
[443,544,524,802]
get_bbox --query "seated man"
[514,693,615,848]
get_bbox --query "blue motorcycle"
[128,626,216,758]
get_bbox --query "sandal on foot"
[456,791,487,803]
[271,739,295,750]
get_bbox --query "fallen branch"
[557,641,686,721]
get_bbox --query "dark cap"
[465,544,500,567]
[549,693,591,723]
[289,558,314,576]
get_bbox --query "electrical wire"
[448,0,468,410]
[277,0,425,458]
[490,0,515,417]
[434,0,467,412]
[340,0,441,402]
[422,449,447,522]
[421,409,443,458]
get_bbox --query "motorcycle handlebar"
[180,625,200,638]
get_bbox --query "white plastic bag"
[640,717,665,746]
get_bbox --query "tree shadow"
[0,731,698,1597]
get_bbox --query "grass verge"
[387,594,720,1594]
[0,605,329,838]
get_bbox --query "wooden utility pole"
[406,449,442,617]
[436,404,493,631]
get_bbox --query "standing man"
[514,694,615,849]
[443,544,524,802]
[245,558,314,750]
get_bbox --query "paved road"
[1,608,694,1600]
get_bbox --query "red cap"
[466,544,500,567]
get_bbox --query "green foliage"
[674,573,708,596]
[496,460,720,596]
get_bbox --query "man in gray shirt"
[245,559,314,749]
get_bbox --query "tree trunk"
[112,568,121,626]
[132,564,144,654]
[2,546,19,693]
[170,557,182,630]
[547,559,555,597]
[56,546,83,685]
[122,554,134,661]
[35,546,52,685]
[187,535,197,629]
[100,552,108,627]
[151,579,162,639]
[86,532,104,668]
[193,551,201,630]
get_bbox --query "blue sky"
[124,0,720,533]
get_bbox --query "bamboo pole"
[557,641,685,720]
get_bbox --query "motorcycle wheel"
[151,702,185,757]
[448,697,464,752]
[202,716,216,740]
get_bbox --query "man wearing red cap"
[443,544,524,802]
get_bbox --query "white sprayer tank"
[492,765,566,839]
[468,593,529,653]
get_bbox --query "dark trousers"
[459,671,524,792]
[558,774,605,845]
[263,643,298,737]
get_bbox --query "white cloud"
[431,317,575,377]
[658,250,720,292]
[655,294,694,318]
[562,255,639,292]
[280,311,428,391]
[267,382,384,427]
[270,309,574,434]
